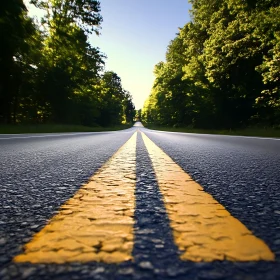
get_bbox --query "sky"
[25,0,192,109]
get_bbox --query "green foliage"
[30,0,102,34]
[96,72,135,126]
[0,0,134,127]
[0,0,37,123]
[142,0,280,129]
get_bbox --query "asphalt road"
[1,123,280,279]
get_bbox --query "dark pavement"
[1,124,280,279]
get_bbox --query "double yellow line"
[14,131,274,264]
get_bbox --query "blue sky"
[92,1,192,109]
[25,0,192,109]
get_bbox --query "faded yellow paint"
[14,132,137,264]
[141,132,275,262]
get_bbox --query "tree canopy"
[142,0,280,129]
[0,0,135,126]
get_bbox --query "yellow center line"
[141,131,274,262]
[14,132,137,264]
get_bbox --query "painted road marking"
[14,132,137,264]
[145,129,280,141]
[0,131,124,140]
[141,132,275,262]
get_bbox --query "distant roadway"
[1,122,280,279]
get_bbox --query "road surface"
[1,122,280,279]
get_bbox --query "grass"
[144,124,280,138]
[0,124,132,134]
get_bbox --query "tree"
[143,0,280,128]
[30,0,102,34]
[97,71,127,126]
[122,91,135,124]
[31,0,104,123]
[0,0,37,123]
[0,0,135,127]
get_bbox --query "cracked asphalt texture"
[1,126,280,279]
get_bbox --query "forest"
[0,0,135,127]
[142,0,280,129]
